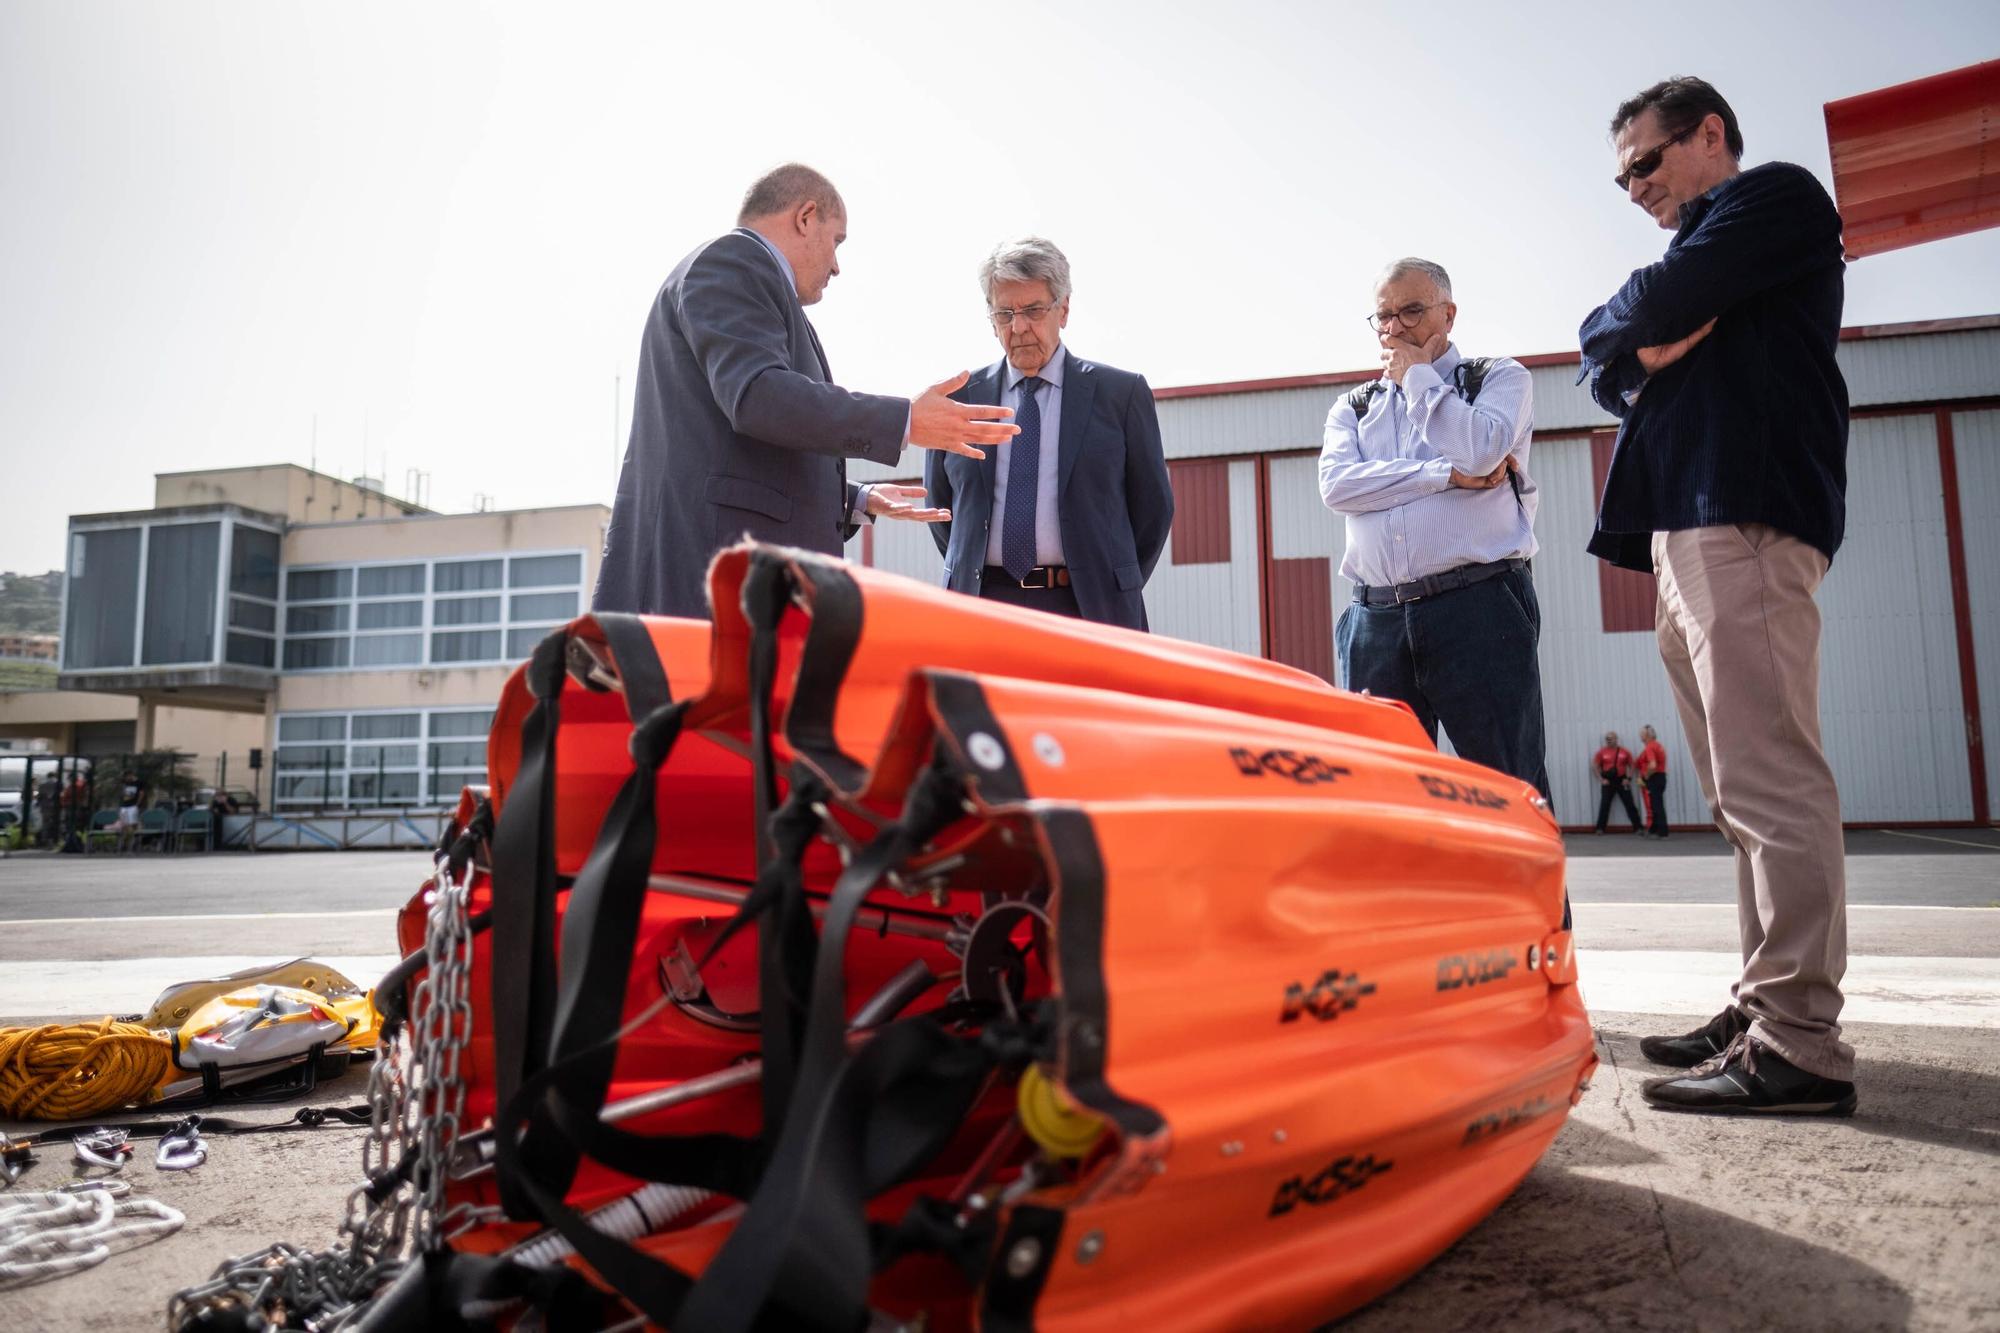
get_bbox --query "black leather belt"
[1353,557,1525,607]
[985,564,1070,589]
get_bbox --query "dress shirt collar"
[734,226,797,297]
[1004,343,1066,393]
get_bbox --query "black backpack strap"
[1344,380,1382,421]
[1451,356,1495,403]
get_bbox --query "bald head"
[737,163,844,226]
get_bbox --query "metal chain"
[168,853,479,1331]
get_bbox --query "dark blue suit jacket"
[594,231,908,618]
[923,349,1173,631]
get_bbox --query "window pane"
[352,633,423,666]
[278,715,345,742]
[276,744,345,769]
[142,522,221,665]
[356,600,422,630]
[283,637,350,670]
[226,632,275,668]
[435,559,502,593]
[229,527,281,600]
[431,630,501,663]
[351,744,420,768]
[351,771,420,803]
[357,564,426,598]
[230,598,277,632]
[427,740,487,769]
[63,527,142,669]
[287,568,351,601]
[433,596,500,627]
[286,604,349,634]
[275,774,344,803]
[351,713,420,740]
[508,553,582,588]
[428,711,492,738]
[506,626,554,659]
[510,591,577,621]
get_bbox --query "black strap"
[674,761,980,1333]
[523,701,690,1204]
[486,630,570,1218]
[351,1246,613,1333]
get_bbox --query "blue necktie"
[1001,375,1045,581]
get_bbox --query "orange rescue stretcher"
[378,541,1595,1332]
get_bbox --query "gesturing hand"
[909,371,1017,459]
[864,484,950,524]
[1637,317,1718,375]
[1381,332,1447,386]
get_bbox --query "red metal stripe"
[1150,318,2000,401]
[1588,432,1658,633]
[1254,457,1275,660]
[1167,459,1231,565]
[1266,556,1335,683]
[1934,409,1990,824]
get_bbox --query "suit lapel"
[971,360,1006,499]
[1055,348,1094,497]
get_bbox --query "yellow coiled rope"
[0,1018,175,1121]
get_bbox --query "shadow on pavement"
[1331,1161,1914,1331]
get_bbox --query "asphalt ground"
[1,831,1995,1330]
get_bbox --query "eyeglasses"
[989,304,1057,328]
[1614,122,1700,191]
[1365,302,1443,334]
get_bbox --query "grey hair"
[980,236,1072,305]
[1378,257,1452,301]
[737,163,844,225]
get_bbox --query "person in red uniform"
[1635,724,1669,838]
[1593,731,1643,834]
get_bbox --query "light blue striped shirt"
[1317,344,1538,587]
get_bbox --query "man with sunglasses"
[1578,78,1855,1117]
[1319,258,1550,804]
[925,236,1173,628]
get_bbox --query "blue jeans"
[1336,566,1553,807]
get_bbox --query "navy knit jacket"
[1578,162,1849,573]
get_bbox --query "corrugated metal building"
[851,316,2000,828]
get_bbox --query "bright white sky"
[2,1,1996,574]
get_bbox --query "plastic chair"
[84,809,120,854]
[134,806,173,853]
[175,807,212,852]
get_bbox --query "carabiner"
[73,1127,135,1172]
[157,1116,209,1171]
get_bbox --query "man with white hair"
[1318,258,1550,802]
[924,237,1174,629]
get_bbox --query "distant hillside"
[0,572,61,634]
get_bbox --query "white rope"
[0,1189,185,1290]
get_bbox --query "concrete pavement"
[0,834,1994,1330]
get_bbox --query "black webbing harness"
[367,572,1023,1331]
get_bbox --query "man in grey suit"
[923,237,1174,630]
[594,164,1018,618]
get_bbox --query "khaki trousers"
[1652,523,1853,1079]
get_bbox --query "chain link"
[168,852,480,1331]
